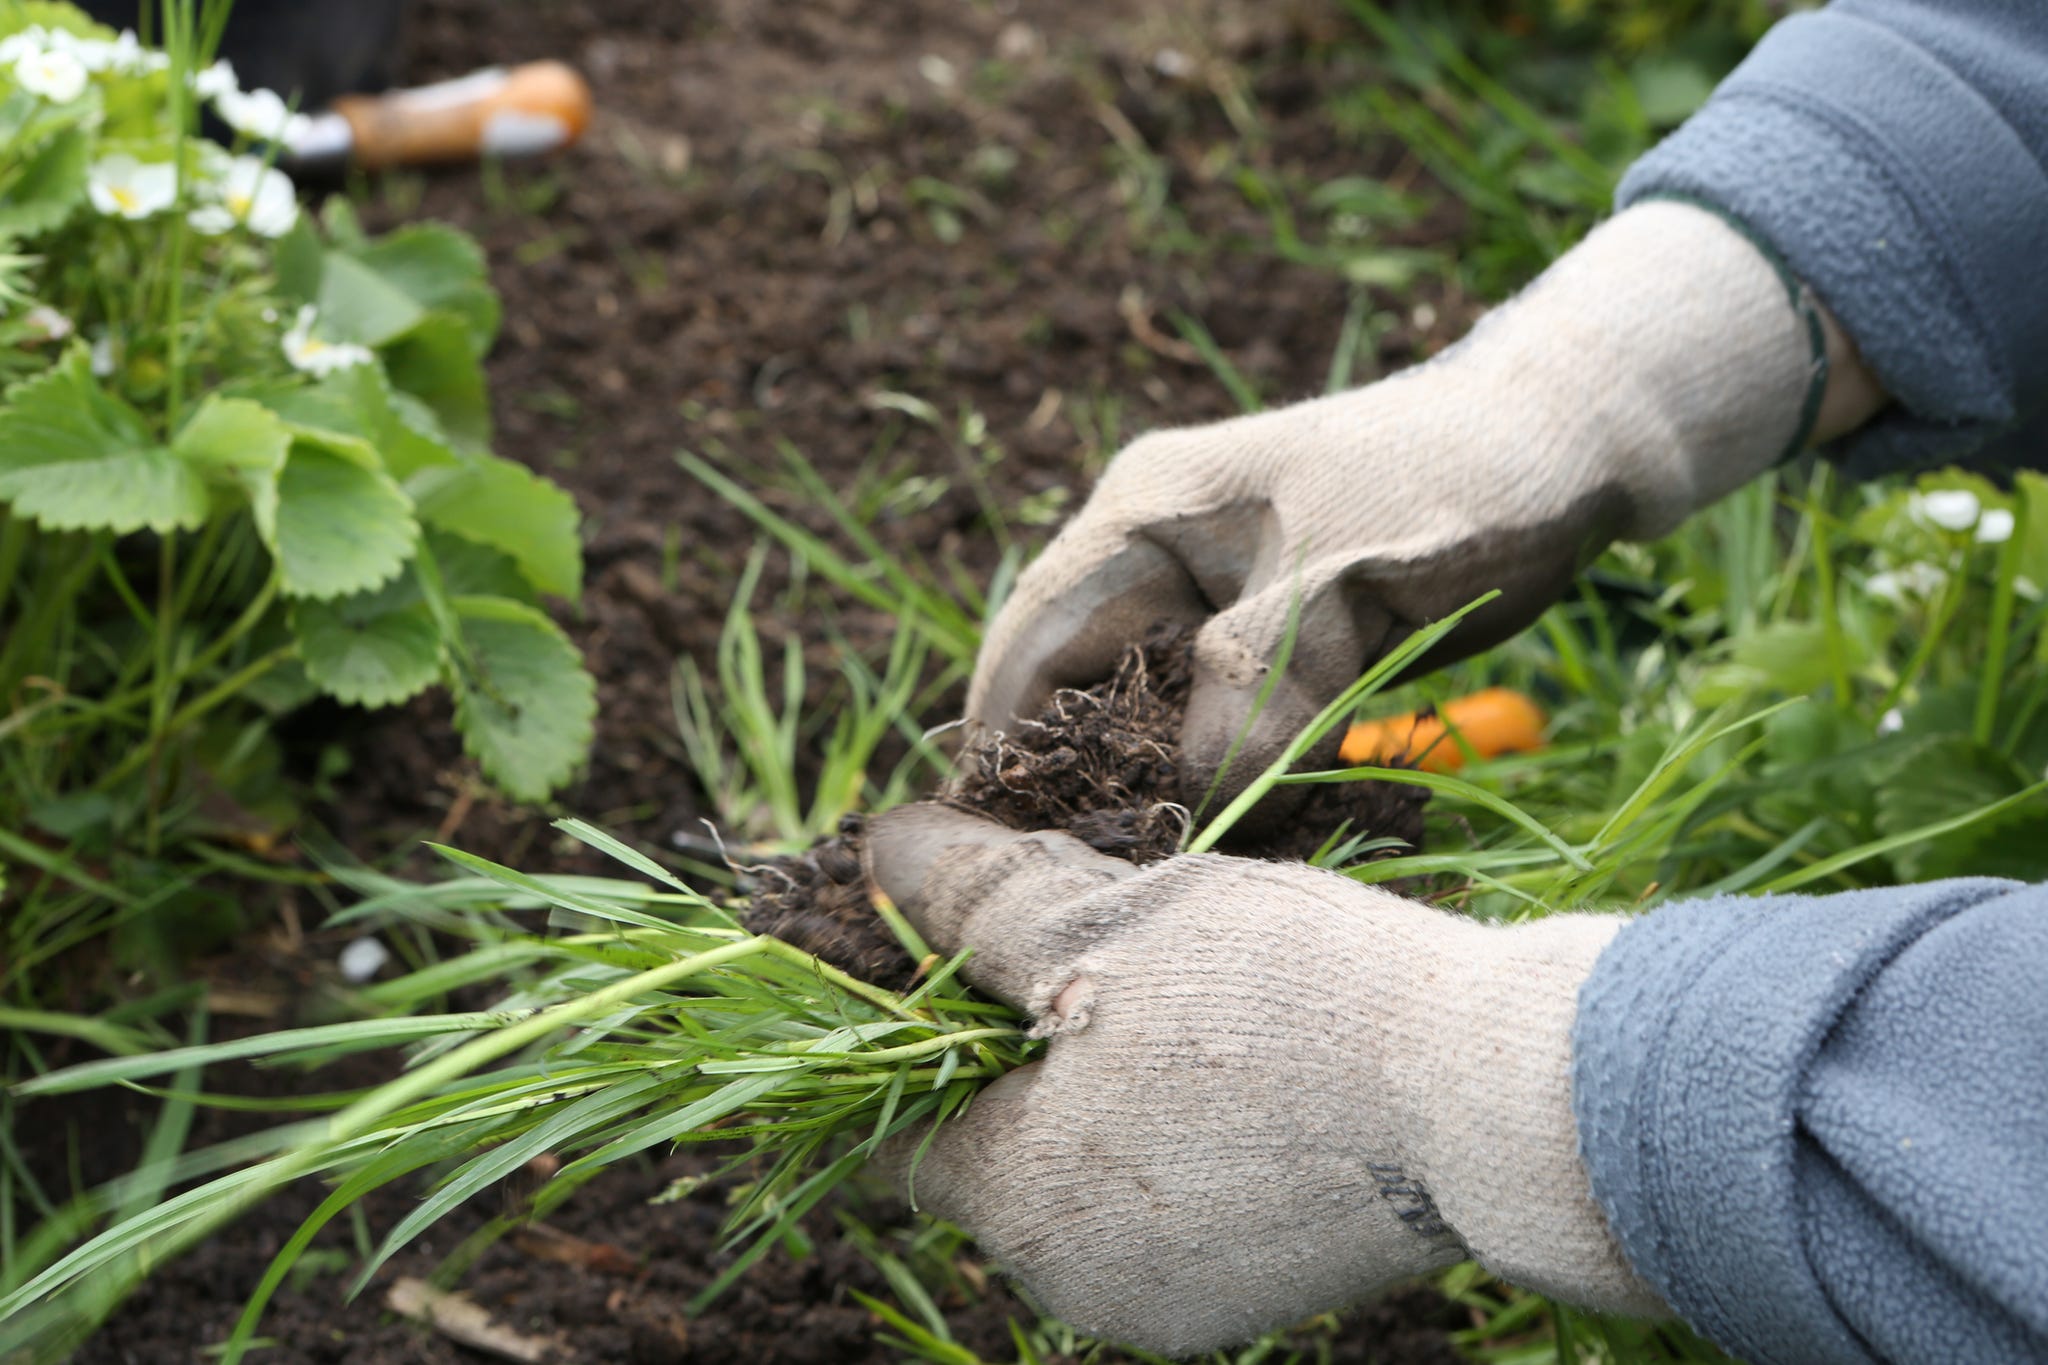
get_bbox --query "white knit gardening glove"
[864,805,1666,1356]
[971,200,1826,806]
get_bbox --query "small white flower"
[89,333,116,376]
[87,153,178,219]
[0,30,43,67]
[101,29,155,75]
[55,28,139,74]
[14,46,88,103]
[282,305,372,375]
[23,305,73,342]
[1864,562,1947,604]
[212,85,310,144]
[1976,508,2015,544]
[338,935,390,983]
[188,155,297,236]
[1877,707,1904,736]
[1910,489,1981,532]
[190,56,237,99]
[101,29,169,76]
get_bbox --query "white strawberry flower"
[89,333,117,376]
[191,56,237,99]
[54,27,152,74]
[87,153,178,219]
[0,30,41,67]
[282,305,372,376]
[1864,562,1947,604]
[1975,508,2015,544]
[23,305,74,342]
[188,155,297,237]
[1909,489,1981,532]
[14,45,88,103]
[212,85,310,144]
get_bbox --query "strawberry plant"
[0,1,595,942]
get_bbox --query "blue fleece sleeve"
[1615,0,2048,480]
[1572,879,2048,1363]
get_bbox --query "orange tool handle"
[332,61,592,170]
[1340,688,1547,774]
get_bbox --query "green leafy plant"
[0,3,595,932]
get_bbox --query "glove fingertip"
[863,804,1016,947]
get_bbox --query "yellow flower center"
[228,192,252,218]
[110,186,140,213]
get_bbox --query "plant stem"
[756,936,934,1023]
[1805,468,1853,710]
[1882,562,1965,713]
[1975,496,2029,747]
[161,0,198,429]
[145,533,180,855]
[98,642,296,792]
[85,571,280,727]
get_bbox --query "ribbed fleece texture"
[1573,880,2048,1363]
[1616,0,2048,479]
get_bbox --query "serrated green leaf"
[172,395,291,475]
[267,444,417,600]
[0,125,88,237]
[412,456,581,599]
[381,312,491,452]
[353,225,500,355]
[429,530,535,602]
[314,252,425,348]
[237,367,458,480]
[0,348,207,533]
[293,574,442,708]
[450,595,595,802]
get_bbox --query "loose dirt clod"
[744,627,1429,985]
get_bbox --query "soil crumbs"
[747,627,1428,987]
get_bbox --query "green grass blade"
[1762,779,2048,893]
[1279,765,1590,872]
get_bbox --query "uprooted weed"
[743,627,1429,984]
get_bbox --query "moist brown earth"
[747,626,1429,985]
[50,0,1483,1359]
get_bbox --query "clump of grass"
[0,819,1034,1363]
[672,541,959,851]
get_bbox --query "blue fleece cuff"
[1617,9,2048,480]
[1570,879,2021,1365]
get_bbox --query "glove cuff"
[1394,913,1667,1317]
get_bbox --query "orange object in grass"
[1339,688,1547,774]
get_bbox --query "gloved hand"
[970,200,1827,806]
[864,805,1665,1356]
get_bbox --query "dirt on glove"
[744,626,1430,985]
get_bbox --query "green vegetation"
[7,2,2044,1363]
[0,3,594,1000]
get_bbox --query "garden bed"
[48,0,1476,1360]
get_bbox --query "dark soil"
[747,626,1429,987]
[46,0,1482,1359]
[315,0,1473,877]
